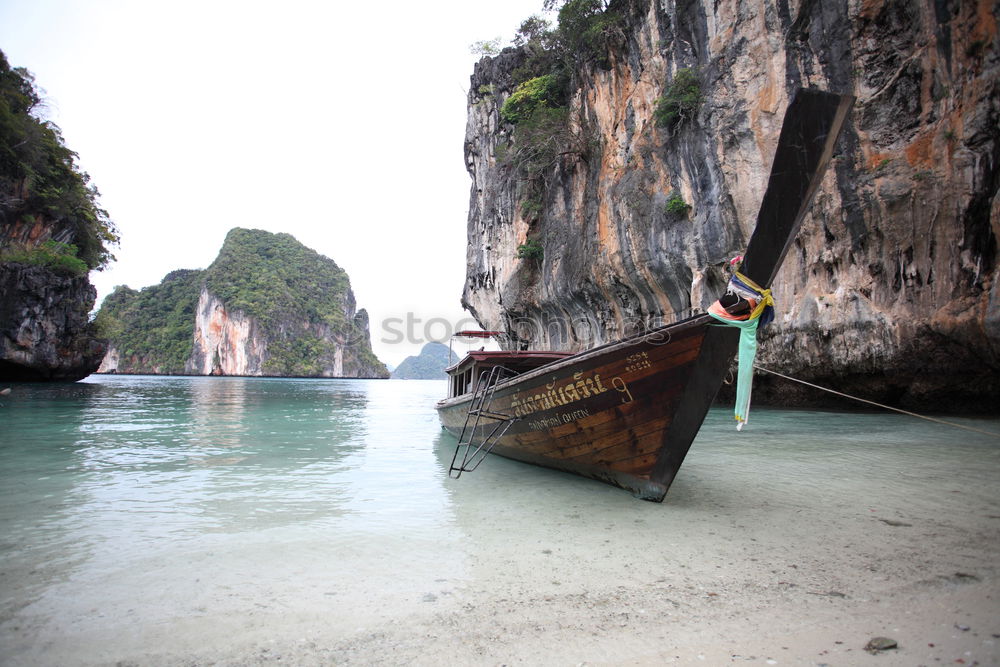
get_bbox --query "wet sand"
[2,399,998,666]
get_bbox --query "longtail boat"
[437,88,854,501]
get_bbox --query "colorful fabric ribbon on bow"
[706,271,775,430]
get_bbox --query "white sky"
[0,0,544,367]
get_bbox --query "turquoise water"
[1,375,999,664]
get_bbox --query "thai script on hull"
[510,370,634,421]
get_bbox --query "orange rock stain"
[905,132,935,169]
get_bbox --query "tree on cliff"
[0,50,118,274]
[502,0,622,84]
[492,0,622,220]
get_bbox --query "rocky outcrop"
[96,229,389,379]
[1,50,117,383]
[179,288,384,378]
[462,0,999,412]
[0,264,105,381]
[96,346,119,374]
[186,290,267,376]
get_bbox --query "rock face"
[179,288,380,378]
[0,264,105,381]
[462,0,999,412]
[97,229,388,378]
[184,290,267,376]
[1,51,118,383]
[391,342,458,380]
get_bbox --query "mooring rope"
[753,365,1000,439]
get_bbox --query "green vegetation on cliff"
[205,229,383,376]
[206,229,350,332]
[95,270,203,374]
[491,1,620,212]
[500,74,564,124]
[95,228,386,377]
[0,239,89,276]
[0,50,118,272]
[551,0,623,67]
[505,0,623,87]
[391,342,457,380]
[654,67,702,130]
[516,238,545,260]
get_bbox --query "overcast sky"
[0,0,544,366]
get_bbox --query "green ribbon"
[707,313,759,430]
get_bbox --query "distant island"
[95,228,388,378]
[391,342,457,380]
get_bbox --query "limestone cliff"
[97,229,388,378]
[184,290,267,376]
[180,288,381,377]
[0,264,105,381]
[1,51,118,382]
[462,0,999,412]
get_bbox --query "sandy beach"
[5,426,998,666]
[11,493,996,666]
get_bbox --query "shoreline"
[2,386,998,666]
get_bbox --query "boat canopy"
[445,350,572,399]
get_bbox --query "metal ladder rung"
[449,365,518,478]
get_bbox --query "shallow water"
[1,375,998,664]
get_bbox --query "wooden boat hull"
[437,314,739,500]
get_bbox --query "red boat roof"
[445,350,573,374]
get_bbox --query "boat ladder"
[449,365,518,478]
